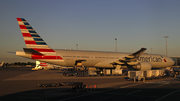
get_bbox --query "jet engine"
[133,62,152,70]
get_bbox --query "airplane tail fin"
[17,18,49,49]
[17,18,55,55]
[0,62,4,67]
[16,18,63,61]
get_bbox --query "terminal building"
[170,57,180,67]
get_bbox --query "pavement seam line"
[155,89,180,101]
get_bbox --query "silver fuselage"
[19,49,173,68]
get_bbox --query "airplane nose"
[169,58,175,65]
[165,57,174,65]
[171,59,175,65]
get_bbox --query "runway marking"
[120,83,141,88]
[145,81,170,86]
[59,83,143,101]
[127,90,141,95]
[18,97,40,99]
[159,82,169,86]
[155,89,180,101]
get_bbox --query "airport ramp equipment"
[38,82,83,88]
[88,70,98,76]
[38,83,60,88]
[128,71,144,79]
[112,69,122,75]
[129,70,165,79]
[173,68,180,74]
[154,70,160,77]
[63,71,78,76]
[60,82,83,86]
[159,69,165,77]
[105,69,111,75]
[144,70,152,78]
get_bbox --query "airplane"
[33,60,61,70]
[33,61,51,70]
[16,18,174,71]
[0,62,4,67]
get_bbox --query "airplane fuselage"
[16,49,174,69]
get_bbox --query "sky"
[0,0,180,63]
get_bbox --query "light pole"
[151,48,153,54]
[76,44,78,50]
[164,36,169,56]
[115,38,117,52]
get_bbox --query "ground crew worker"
[100,71,103,76]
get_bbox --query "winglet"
[113,48,147,65]
[132,48,147,57]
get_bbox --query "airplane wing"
[113,48,147,65]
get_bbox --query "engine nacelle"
[133,62,152,70]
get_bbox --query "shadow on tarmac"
[1,67,180,101]
[0,82,180,101]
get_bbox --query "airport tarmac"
[0,67,180,101]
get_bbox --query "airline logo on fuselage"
[138,56,166,62]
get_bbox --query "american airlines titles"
[138,56,162,62]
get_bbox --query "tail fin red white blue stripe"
[16,18,63,60]
[17,18,57,55]
[17,18,49,49]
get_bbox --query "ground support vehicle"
[38,82,83,88]
[63,71,78,76]
[38,83,60,88]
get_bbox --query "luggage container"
[88,70,97,76]
[159,69,165,77]
[103,69,106,75]
[128,71,144,79]
[154,70,160,77]
[112,69,122,75]
[88,67,97,71]
[112,69,116,75]
[106,69,111,75]
[144,70,152,78]
[151,70,160,78]
[151,70,155,77]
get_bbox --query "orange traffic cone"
[86,84,88,91]
[94,85,97,89]
[90,86,92,90]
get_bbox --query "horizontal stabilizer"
[23,48,43,55]
[7,51,16,54]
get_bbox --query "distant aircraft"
[0,62,4,67]
[16,18,174,71]
[33,60,60,70]
[34,61,50,70]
